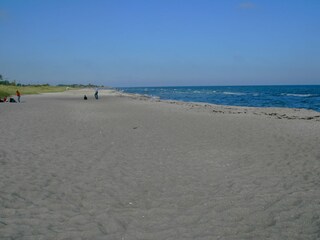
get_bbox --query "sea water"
[118,85,320,112]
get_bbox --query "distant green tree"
[0,80,10,85]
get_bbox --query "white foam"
[222,92,247,96]
[284,94,313,97]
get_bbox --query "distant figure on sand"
[84,95,88,100]
[0,97,8,102]
[16,90,21,102]
[94,89,99,100]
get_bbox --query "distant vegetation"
[57,83,104,88]
[0,85,70,98]
[0,74,104,98]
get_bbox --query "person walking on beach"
[94,88,99,100]
[16,90,21,102]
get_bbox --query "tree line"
[0,74,104,88]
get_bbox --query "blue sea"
[118,85,320,112]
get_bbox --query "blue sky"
[0,0,319,87]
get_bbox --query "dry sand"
[0,89,320,240]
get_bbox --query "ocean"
[118,85,320,112]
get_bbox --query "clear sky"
[0,0,319,87]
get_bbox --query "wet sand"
[0,89,319,240]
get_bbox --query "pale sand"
[0,89,319,240]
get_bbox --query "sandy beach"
[0,89,320,240]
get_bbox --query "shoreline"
[114,89,320,121]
